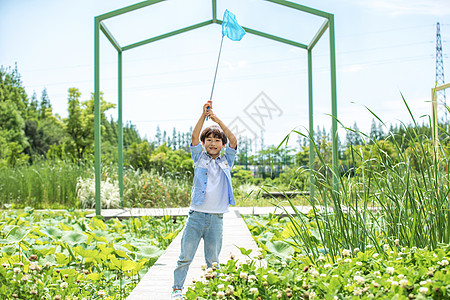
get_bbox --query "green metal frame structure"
[94,0,338,215]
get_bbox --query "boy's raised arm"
[192,102,211,146]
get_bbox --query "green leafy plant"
[0,209,185,299]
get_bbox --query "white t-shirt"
[190,155,229,213]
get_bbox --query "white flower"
[311,270,319,278]
[394,239,399,246]
[344,258,352,263]
[226,285,234,293]
[342,249,351,257]
[217,291,225,298]
[13,267,20,273]
[391,281,399,287]
[248,275,257,283]
[201,264,207,271]
[97,290,106,297]
[386,267,395,275]
[353,287,363,296]
[439,259,449,266]
[398,274,405,279]
[29,262,38,270]
[206,268,213,274]
[320,273,326,277]
[226,275,232,282]
[250,287,258,294]
[354,248,360,253]
[356,261,362,266]
[217,284,224,290]
[60,282,68,289]
[318,255,325,262]
[309,291,317,299]
[281,261,287,267]
[399,279,408,288]
[383,244,390,251]
[277,292,283,299]
[324,263,332,269]
[239,272,248,279]
[354,275,365,285]
[212,262,218,267]
[419,287,428,294]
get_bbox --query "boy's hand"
[203,101,212,117]
[206,110,220,123]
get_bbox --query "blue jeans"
[172,210,223,290]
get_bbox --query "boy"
[171,101,237,299]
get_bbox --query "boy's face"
[202,134,225,158]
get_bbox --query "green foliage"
[272,166,310,190]
[123,169,191,208]
[125,141,153,170]
[0,64,28,117]
[126,142,193,179]
[188,214,450,299]
[0,209,185,299]
[231,166,254,186]
[65,88,115,162]
[0,159,89,209]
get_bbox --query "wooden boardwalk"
[105,206,311,299]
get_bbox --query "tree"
[0,64,28,117]
[295,146,310,166]
[155,125,162,146]
[66,88,84,160]
[27,91,39,120]
[0,100,28,149]
[171,127,178,150]
[65,88,115,162]
[39,88,52,119]
[345,122,363,146]
[125,141,153,170]
[369,118,383,142]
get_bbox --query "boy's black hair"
[200,125,227,145]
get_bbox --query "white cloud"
[356,0,450,16]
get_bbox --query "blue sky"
[1,0,450,150]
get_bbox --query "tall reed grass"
[0,159,91,208]
[275,97,450,264]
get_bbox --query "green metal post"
[94,18,101,216]
[212,0,217,23]
[307,49,315,201]
[118,51,124,207]
[329,15,339,191]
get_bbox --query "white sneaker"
[171,289,183,300]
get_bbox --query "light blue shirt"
[189,142,237,207]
